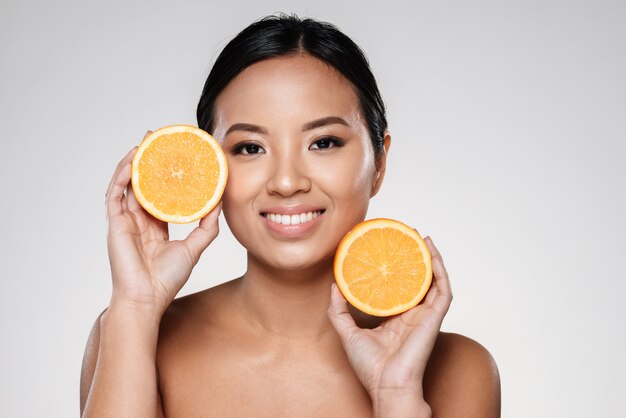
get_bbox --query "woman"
[80,15,500,417]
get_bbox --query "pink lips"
[260,205,325,238]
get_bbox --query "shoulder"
[158,278,241,343]
[424,332,501,417]
[428,332,499,374]
[156,279,244,398]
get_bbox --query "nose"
[266,151,312,197]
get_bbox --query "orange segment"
[334,218,432,317]
[131,125,228,224]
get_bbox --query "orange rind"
[131,125,228,223]
[334,218,432,317]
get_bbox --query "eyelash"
[231,137,345,155]
[310,136,345,150]
[232,143,265,155]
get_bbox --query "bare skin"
[80,54,500,417]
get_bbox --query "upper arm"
[424,332,501,418]
[79,309,165,418]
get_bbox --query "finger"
[422,277,439,306]
[424,236,441,263]
[421,236,440,306]
[123,179,169,239]
[431,254,453,309]
[425,237,453,312]
[106,147,136,199]
[126,180,143,213]
[120,193,128,212]
[327,283,360,345]
[124,130,151,212]
[106,148,137,218]
[182,203,221,264]
[128,130,161,216]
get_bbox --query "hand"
[105,139,221,316]
[327,237,452,403]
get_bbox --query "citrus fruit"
[131,125,228,224]
[334,218,433,317]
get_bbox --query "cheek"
[316,151,377,201]
[221,162,263,221]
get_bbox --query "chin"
[252,248,335,273]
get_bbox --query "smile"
[261,210,324,226]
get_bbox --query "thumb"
[182,203,221,264]
[327,283,359,346]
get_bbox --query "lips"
[259,206,326,237]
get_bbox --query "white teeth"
[264,210,322,225]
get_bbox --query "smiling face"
[212,53,388,271]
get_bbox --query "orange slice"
[334,218,432,317]
[131,125,228,224]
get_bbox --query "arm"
[80,306,165,418]
[329,237,500,417]
[80,309,105,414]
[81,145,220,417]
[368,334,501,418]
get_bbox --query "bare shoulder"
[158,278,241,348]
[424,332,501,417]
[156,279,244,414]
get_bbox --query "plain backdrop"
[1,0,625,416]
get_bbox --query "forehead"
[213,54,363,133]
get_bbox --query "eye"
[233,143,265,155]
[309,137,345,150]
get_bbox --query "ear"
[371,132,391,197]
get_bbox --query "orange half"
[131,125,228,224]
[334,218,432,317]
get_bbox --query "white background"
[1,0,625,416]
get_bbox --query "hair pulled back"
[196,14,387,158]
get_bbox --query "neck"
[237,253,337,339]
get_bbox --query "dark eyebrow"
[224,116,349,136]
[303,116,350,131]
[224,123,269,136]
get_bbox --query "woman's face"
[213,53,388,271]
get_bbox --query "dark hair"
[196,14,387,158]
